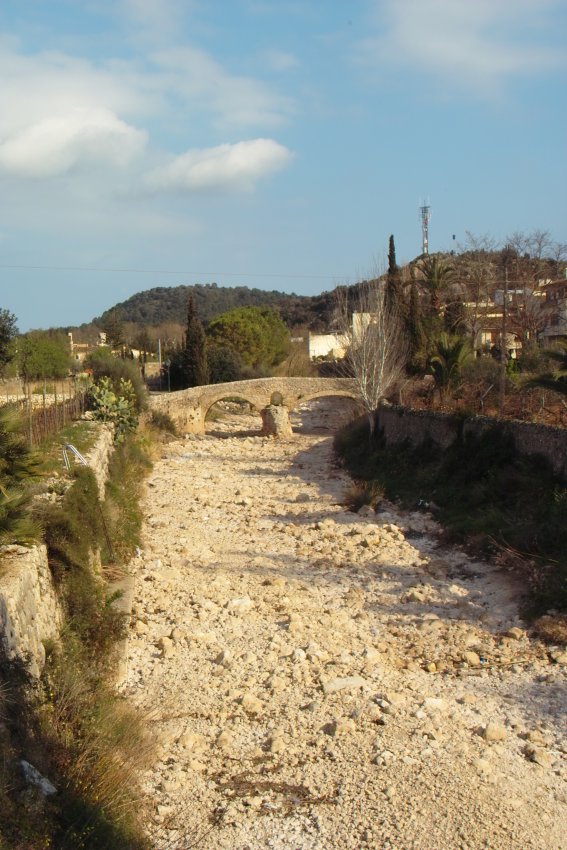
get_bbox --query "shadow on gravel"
[205,427,263,438]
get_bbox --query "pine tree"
[101,310,125,349]
[385,235,405,320]
[182,296,208,387]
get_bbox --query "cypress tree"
[385,234,406,320]
[388,234,397,277]
[182,296,209,387]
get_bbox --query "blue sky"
[0,0,565,331]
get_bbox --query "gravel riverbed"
[122,400,567,849]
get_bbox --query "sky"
[0,0,565,331]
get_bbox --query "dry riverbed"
[123,401,567,850]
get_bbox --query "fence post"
[27,384,33,445]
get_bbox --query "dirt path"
[123,401,566,850]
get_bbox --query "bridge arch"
[289,389,360,412]
[202,393,259,420]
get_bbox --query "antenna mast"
[419,203,431,255]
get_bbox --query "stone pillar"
[260,404,293,438]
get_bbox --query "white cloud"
[360,0,565,90]
[0,40,151,128]
[0,33,295,189]
[0,36,294,187]
[117,0,193,44]
[0,107,147,178]
[263,49,300,72]
[151,46,295,128]
[146,138,293,192]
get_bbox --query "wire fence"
[4,389,89,446]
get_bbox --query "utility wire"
[0,263,343,280]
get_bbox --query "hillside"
[88,241,565,340]
[95,283,337,332]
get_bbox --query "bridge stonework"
[149,377,359,434]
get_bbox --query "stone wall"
[377,405,459,451]
[376,404,567,481]
[0,422,116,675]
[0,545,62,678]
[83,423,115,499]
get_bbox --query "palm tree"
[528,343,567,397]
[417,256,455,314]
[429,333,474,403]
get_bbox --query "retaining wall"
[0,422,116,675]
[376,405,567,481]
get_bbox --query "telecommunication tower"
[419,203,431,255]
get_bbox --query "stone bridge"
[149,377,359,434]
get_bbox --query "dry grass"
[532,614,567,646]
[342,480,384,512]
[39,637,155,848]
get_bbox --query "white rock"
[322,675,366,695]
[324,717,356,736]
[178,731,206,752]
[214,649,233,667]
[269,736,286,754]
[525,745,553,767]
[216,730,234,750]
[241,693,264,715]
[226,596,253,615]
[20,760,57,796]
[422,697,447,713]
[482,722,507,742]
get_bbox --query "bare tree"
[457,232,500,348]
[335,279,408,433]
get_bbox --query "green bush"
[207,342,245,384]
[148,409,177,435]
[0,406,42,545]
[334,416,567,615]
[40,467,104,578]
[89,377,138,441]
[103,432,151,564]
[85,349,147,412]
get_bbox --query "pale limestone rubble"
[123,399,567,850]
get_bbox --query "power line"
[0,263,343,280]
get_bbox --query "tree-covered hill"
[94,283,337,331]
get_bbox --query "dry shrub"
[343,480,384,512]
[532,614,567,646]
[43,642,155,849]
